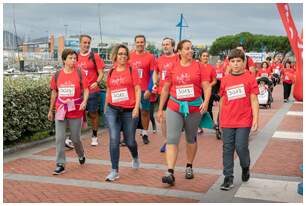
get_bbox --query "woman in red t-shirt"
[48,48,89,175]
[281,61,295,102]
[257,61,272,78]
[157,40,211,186]
[104,44,141,181]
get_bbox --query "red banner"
[277,3,303,101]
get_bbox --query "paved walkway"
[3,84,303,203]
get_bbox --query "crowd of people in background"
[48,34,296,191]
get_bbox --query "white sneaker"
[91,137,98,146]
[105,169,119,182]
[132,157,140,169]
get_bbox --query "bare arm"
[79,88,89,110]
[132,85,141,118]
[250,93,259,131]
[199,81,211,114]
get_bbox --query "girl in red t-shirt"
[157,40,211,186]
[219,49,259,191]
[48,48,89,175]
[257,61,272,78]
[104,44,141,181]
[281,61,296,102]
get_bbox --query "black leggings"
[283,82,292,100]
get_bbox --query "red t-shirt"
[271,63,283,75]
[129,51,156,91]
[219,72,259,128]
[257,67,272,78]
[155,54,179,94]
[201,63,216,83]
[281,68,295,84]
[76,52,105,94]
[50,69,89,119]
[215,65,225,80]
[165,60,210,113]
[106,64,141,109]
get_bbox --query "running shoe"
[162,172,175,186]
[105,169,119,182]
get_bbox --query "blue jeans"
[105,105,139,170]
[222,128,251,177]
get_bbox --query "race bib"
[261,73,268,78]
[111,88,129,103]
[226,84,246,101]
[59,86,75,97]
[161,69,167,80]
[216,73,223,78]
[137,68,143,78]
[274,69,280,75]
[176,84,195,99]
[285,75,289,80]
[83,69,88,76]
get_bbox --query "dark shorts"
[86,92,100,113]
[140,91,151,111]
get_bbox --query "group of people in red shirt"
[48,34,295,191]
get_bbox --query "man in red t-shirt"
[153,37,178,152]
[219,48,259,191]
[76,34,105,146]
[129,35,156,144]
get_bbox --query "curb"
[3,135,55,156]
[3,126,107,156]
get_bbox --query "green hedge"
[4,76,52,144]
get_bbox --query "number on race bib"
[59,86,75,97]
[226,84,246,101]
[176,84,195,99]
[111,88,129,103]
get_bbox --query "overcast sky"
[3,3,303,46]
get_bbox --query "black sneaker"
[79,156,86,165]
[53,164,65,175]
[185,167,194,179]
[120,140,127,147]
[242,167,250,182]
[162,172,175,186]
[142,135,150,144]
[220,176,234,191]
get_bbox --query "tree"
[209,32,291,56]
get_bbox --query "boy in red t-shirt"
[219,49,259,191]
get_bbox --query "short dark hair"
[162,37,175,47]
[134,35,146,42]
[79,34,92,42]
[228,48,245,61]
[61,48,77,64]
[111,44,130,63]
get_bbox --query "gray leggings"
[166,109,202,145]
[55,118,84,164]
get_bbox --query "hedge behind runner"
[4,76,52,143]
